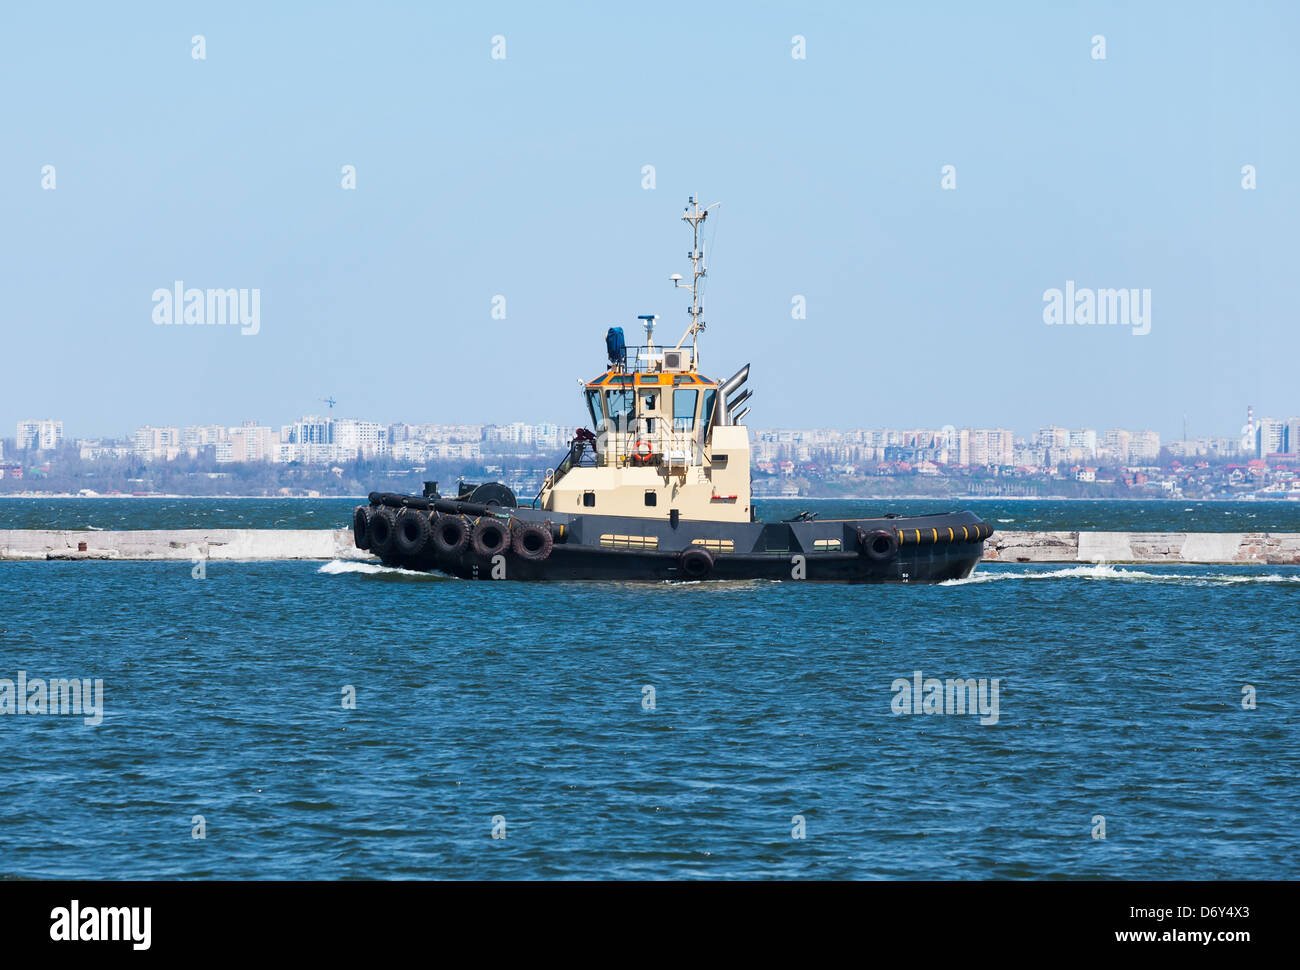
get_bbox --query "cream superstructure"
[537,197,754,523]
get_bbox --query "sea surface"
[1,535,1296,879]
[3,496,1300,533]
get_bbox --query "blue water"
[3,496,1300,533]
[1,557,1296,879]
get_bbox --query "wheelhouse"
[582,369,721,466]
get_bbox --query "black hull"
[356,498,991,585]
[388,543,984,583]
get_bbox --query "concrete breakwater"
[2,528,1300,565]
[0,529,369,562]
[982,531,1300,565]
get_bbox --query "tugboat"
[352,198,992,582]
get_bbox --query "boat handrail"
[608,344,690,374]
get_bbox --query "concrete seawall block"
[982,531,1079,563]
[1180,533,1246,562]
[1078,532,1136,562]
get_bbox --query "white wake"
[942,563,1300,586]
[317,560,454,579]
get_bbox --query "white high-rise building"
[1037,426,1069,449]
[181,425,227,456]
[1068,429,1097,458]
[16,419,63,450]
[1102,429,1131,463]
[286,415,333,446]
[1128,431,1161,462]
[132,426,181,461]
[1286,418,1300,455]
[216,422,277,463]
[967,429,1014,467]
[332,419,386,458]
[1256,418,1286,457]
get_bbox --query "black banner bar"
[0,880,1281,956]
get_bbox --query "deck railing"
[607,345,689,374]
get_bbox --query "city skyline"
[12,404,1300,467]
[4,404,1287,448]
[8,410,1299,501]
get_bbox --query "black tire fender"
[393,509,431,557]
[352,505,373,550]
[368,507,398,555]
[511,521,554,561]
[859,528,900,563]
[679,546,714,579]
[470,517,511,558]
[430,513,470,556]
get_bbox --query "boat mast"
[672,195,719,366]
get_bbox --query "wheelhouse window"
[606,388,635,430]
[585,389,604,430]
[701,389,717,427]
[698,388,718,450]
[672,389,699,431]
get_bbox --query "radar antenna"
[670,195,720,367]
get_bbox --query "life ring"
[858,528,899,563]
[679,546,714,579]
[393,509,430,557]
[352,506,373,550]
[430,513,470,556]
[512,522,554,561]
[471,517,512,557]
[631,439,655,464]
[368,507,398,555]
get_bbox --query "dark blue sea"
[1,499,1297,879]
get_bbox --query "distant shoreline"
[769,495,1300,503]
[0,493,1296,504]
[0,494,371,500]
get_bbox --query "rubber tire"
[679,546,714,579]
[859,528,899,563]
[369,507,398,555]
[353,506,373,550]
[471,517,511,558]
[394,509,430,557]
[511,522,554,561]
[430,514,470,556]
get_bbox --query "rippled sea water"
[1,555,1296,879]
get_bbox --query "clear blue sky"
[2,1,1296,441]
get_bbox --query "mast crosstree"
[671,195,720,365]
